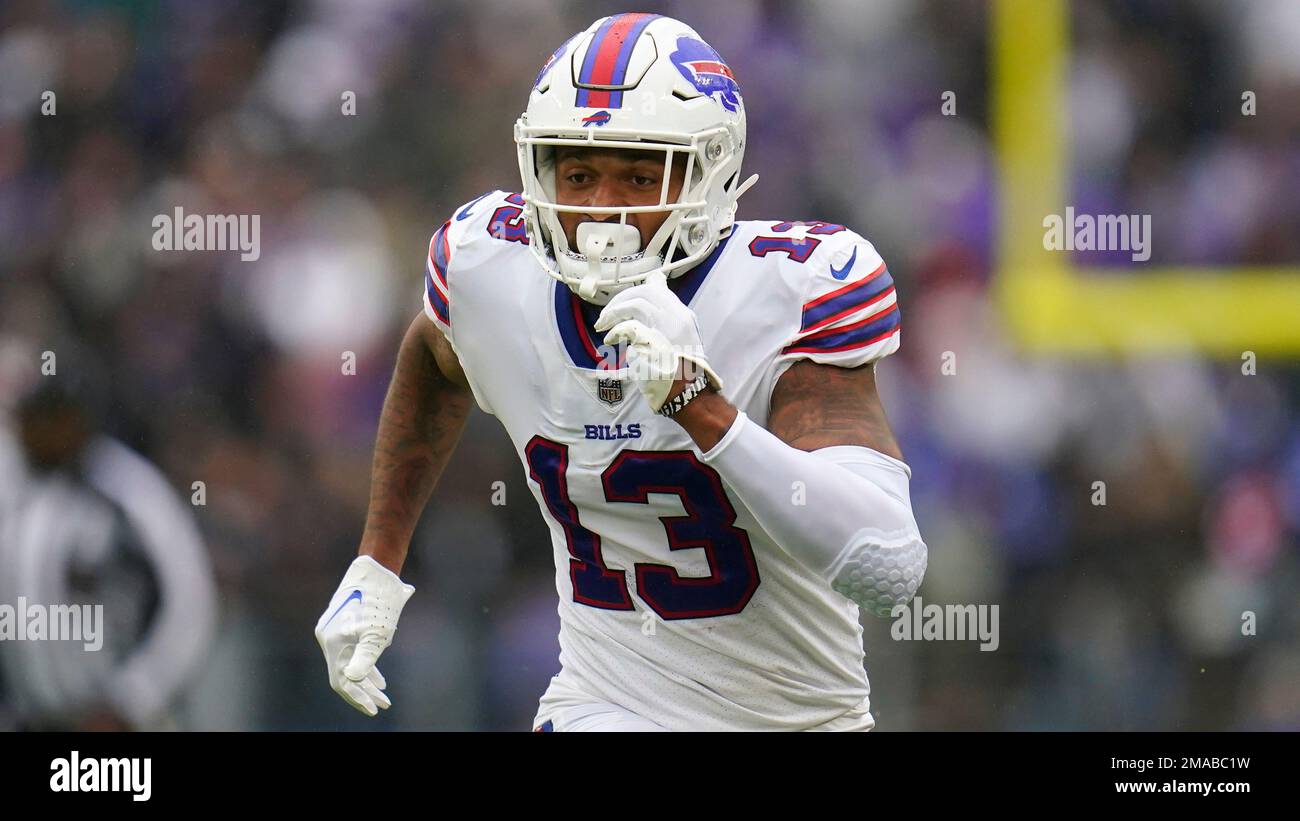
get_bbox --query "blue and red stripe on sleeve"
[783,302,900,356]
[424,220,451,328]
[799,261,894,333]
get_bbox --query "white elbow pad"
[700,413,928,618]
[818,446,928,618]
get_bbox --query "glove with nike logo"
[594,271,723,412]
[314,555,415,716]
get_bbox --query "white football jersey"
[422,190,902,731]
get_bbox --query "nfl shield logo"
[597,378,624,406]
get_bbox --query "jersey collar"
[553,234,732,370]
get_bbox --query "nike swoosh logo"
[830,247,857,280]
[324,589,362,627]
[455,192,493,221]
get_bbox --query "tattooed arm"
[670,360,925,616]
[358,314,472,575]
[673,359,901,457]
[313,315,471,717]
[767,360,902,457]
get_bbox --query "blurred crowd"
[0,0,1297,730]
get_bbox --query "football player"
[316,13,927,731]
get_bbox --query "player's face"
[554,147,687,251]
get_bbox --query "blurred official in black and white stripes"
[0,366,216,731]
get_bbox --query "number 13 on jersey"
[525,436,761,620]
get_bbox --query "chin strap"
[733,173,759,199]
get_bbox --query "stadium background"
[1,0,1298,730]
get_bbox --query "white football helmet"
[515,14,758,304]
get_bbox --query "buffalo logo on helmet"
[582,110,613,127]
[669,37,742,113]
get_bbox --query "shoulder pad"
[750,221,900,367]
[422,190,530,336]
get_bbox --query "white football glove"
[594,271,723,411]
[314,555,415,716]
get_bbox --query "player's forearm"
[671,385,739,452]
[359,320,471,575]
[692,410,927,616]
